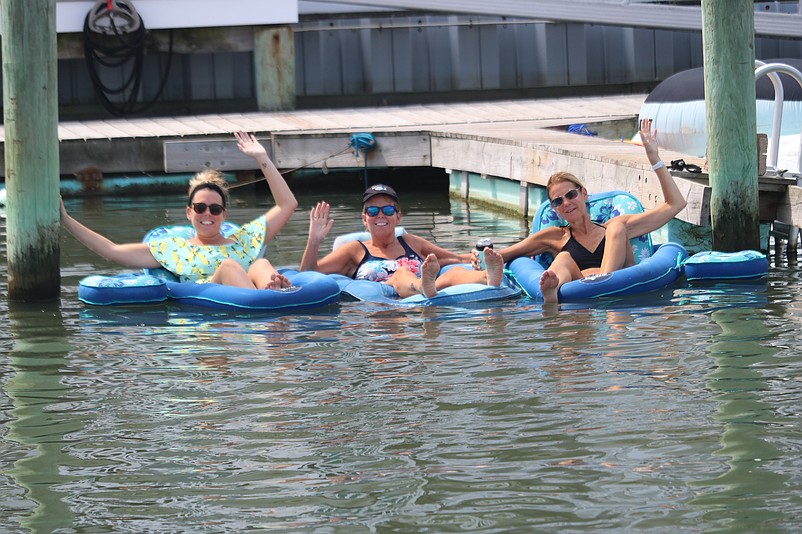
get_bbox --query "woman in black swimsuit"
[492,118,687,303]
[300,184,506,298]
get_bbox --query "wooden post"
[701,0,760,251]
[254,25,296,111]
[2,0,61,301]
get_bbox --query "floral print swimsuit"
[147,216,267,283]
[353,236,424,282]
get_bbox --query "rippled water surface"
[2,183,802,532]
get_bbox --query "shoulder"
[399,233,437,254]
[337,239,366,258]
[148,236,187,250]
[398,232,427,247]
[530,225,570,252]
[534,226,569,239]
[240,215,267,231]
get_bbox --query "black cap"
[362,184,399,204]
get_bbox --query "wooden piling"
[254,26,296,111]
[2,0,61,301]
[701,0,760,251]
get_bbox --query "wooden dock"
[1,94,799,228]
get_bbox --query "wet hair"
[187,170,230,207]
[546,171,585,198]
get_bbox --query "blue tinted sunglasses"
[364,205,398,217]
[549,187,581,209]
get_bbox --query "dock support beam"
[254,25,296,111]
[2,0,61,301]
[701,0,760,251]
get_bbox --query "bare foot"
[420,254,439,298]
[264,273,291,290]
[539,270,560,304]
[483,247,503,287]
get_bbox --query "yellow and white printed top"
[147,216,267,283]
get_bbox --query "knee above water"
[605,219,628,237]
[218,258,246,271]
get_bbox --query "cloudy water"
[1,184,801,532]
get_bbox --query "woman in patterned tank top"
[60,131,297,290]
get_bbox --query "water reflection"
[6,300,76,533]
[2,191,802,531]
[691,307,787,529]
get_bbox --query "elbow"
[665,196,687,217]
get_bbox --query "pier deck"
[1,94,797,227]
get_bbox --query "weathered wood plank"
[163,138,267,173]
[3,92,799,232]
[430,131,712,225]
[775,185,802,227]
[271,133,431,170]
[164,132,431,173]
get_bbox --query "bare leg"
[483,247,504,287]
[264,272,292,290]
[540,270,561,304]
[249,258,291,289]
[434,266,485,289]
[385,268,424,298]
[210,258,257,288]
[600,218,635,273]
[419,254,439,298]
[385,255,439,298]
[430,248,503,290]
[539,251,583,304]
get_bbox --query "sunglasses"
[549,187,581,209]
[670,159,702,173]
[191,202,225,216]
[364,205,398,217]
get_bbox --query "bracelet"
[651,160,665,171]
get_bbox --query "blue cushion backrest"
[142,222,241,281]
[532,190,653,268]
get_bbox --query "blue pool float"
[78,222,341,311]
[328,228,522,307]
[683,249,768,281]
[78,272,168,306]
[508,190,688,301]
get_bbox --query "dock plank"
[4,93,796,228]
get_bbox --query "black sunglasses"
[549,187,581,209]
[670,159,702,173]
[364,205,398,217]
[191,202,225,216]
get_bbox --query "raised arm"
[299,201,361,276]
[622,118,688,238]
[60,198,160,268]
[300,201,338,273]
[494,227,564,263]
[234,131,299,241]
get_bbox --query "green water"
[1,185,801,533]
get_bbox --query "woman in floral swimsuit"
[299,184,505,298]
[60,131,297,290]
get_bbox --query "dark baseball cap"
[362,184,399,204]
